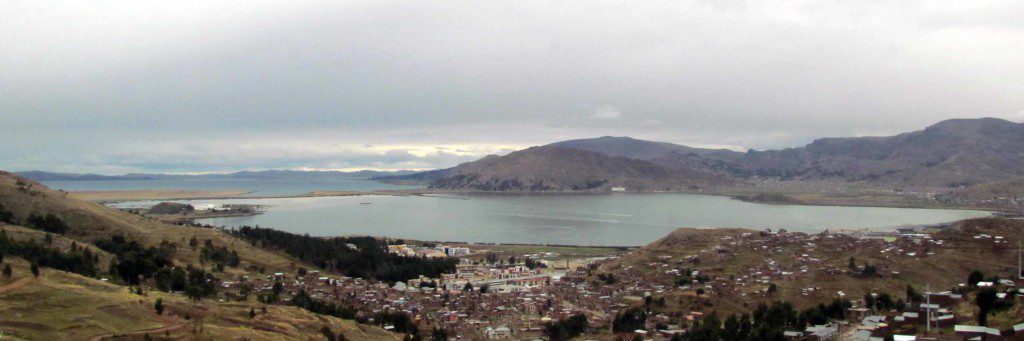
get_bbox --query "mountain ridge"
[387,117,1024,191]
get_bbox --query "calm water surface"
[113,193,990,246]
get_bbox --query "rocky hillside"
[392,117,1024,191]
[425,146,735,191]
[733,118,1024,188]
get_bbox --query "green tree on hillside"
[613,307,647,333]
[968,270,984,287]
[26,214,68,234]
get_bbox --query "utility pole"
[923,284,933,333]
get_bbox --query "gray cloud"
[1,1,1022,173]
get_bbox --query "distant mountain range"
[17,169,419,182]
[381,117,1024,191]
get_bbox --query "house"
[861,315,887,328]
[485,326,512,339]
[783,330,803,339]
[954,325,1003,340]
[850,330,873,341]
[805,323,838,340]
[847,307,871,322]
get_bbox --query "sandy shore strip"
[69,188,444,203]
[69,190,252,202]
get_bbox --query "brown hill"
[395,117,1024,192]
[0,257,398,340]
[427,146,735,191]
[733,117,1024,188]
[0,171,297,272]
[600,219,1023,325]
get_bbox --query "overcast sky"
[3,1,1023,174]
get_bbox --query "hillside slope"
[0,171,297,272]
[548,136,742,161]
[733,118,1024,188]
[399,117,1024,191]
[0,257,398,340]
[599,218,1023,324]
[427,146,734,191]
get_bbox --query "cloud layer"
[2,1,1023,173]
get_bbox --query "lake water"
[42,179,421,196]
[113,193,990,246]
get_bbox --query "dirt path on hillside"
[0,277,32,293]
[89,322,187,341]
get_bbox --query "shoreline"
[74,187,1013,214]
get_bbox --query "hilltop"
[424,145,735,191]
[0,171,399,340]
[0,171,295,272]
[387,118,1024,194]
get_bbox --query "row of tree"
[610,298,852,341]
[229,225,456,283]
[0,229,99,277]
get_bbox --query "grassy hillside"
[0,257,398,340]
[599,218,1024,329]
[0,170,400,340]
[0,171,297,273]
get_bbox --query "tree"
[906,285,923,303]
[613,307,647,333]
[26,214,68,234]
[462,282,473,292]
[30,262,39,277]
[968,270,985,287]
[154,298,164,315]
[545,313,588,341]
[860,264,878,277]
[974,287,1013,326]
[479,284,490,294]
[687,312,722,340]
[238,282,253,300]
[722,314,741,340]
[848,256,856,270]
[864,293,876,310]
[249,307,256,319]
[321,325,336,341]
[767,283,778,296]
[184,267,217,301]
[0,204,15,224]
[877,293,894,310]
[2,264,11,277]
[431,327,448,341]
[298,267,308,277]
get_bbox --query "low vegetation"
[230,225,457,283]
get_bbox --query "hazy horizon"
[3,1,1023,174]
